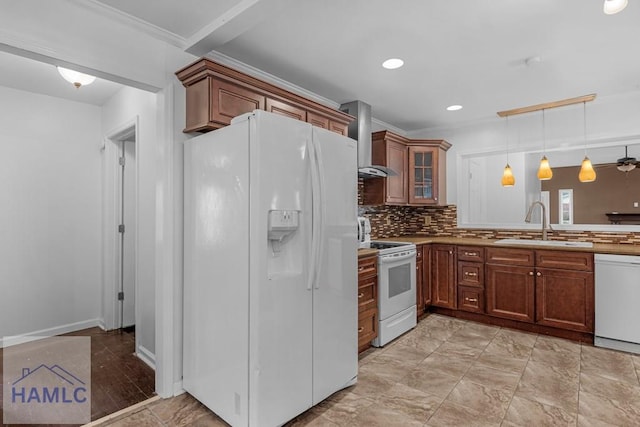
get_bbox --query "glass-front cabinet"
[409,146,438,204]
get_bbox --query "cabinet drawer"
[457,246,485,262]
[358,308,377,352]
[458,286,484,313]
[358,279,377,312]
[486,247,534,266]
[457,261,484,287]
[535,250,593,272]
[358,255,378,279]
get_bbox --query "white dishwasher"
[594,253,640,354]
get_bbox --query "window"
[558,189,573,225]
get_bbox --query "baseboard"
[173,380,185,397]
[0,318,103,348]
[136,344,156,370]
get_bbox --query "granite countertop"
[375,235,640,256]
[357,248,378,258]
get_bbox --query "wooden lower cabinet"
[416,245,423,319]
[535,267,594,332]
[431,244,456,309]
[422,244,432,308]
[426,245,594,342]
[358,254,378,352]
[485,263,535,323]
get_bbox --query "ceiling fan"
[617,145,637,172]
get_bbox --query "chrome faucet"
[525,201,551,240]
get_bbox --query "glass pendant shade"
[501,164,515,187]
[57,67,96,88]
[578,156,596,182]
[537,156,553,180]
[603,0,628,14]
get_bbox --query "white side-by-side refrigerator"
[183,110,358,427]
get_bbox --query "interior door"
[121,140,136,328]
[310,126,358,405]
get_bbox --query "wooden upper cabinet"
[306,112,349,136]
[176,57,353,134]
[408,145,442,204]
[307,111,330,129]
[407,141,449,205]
[210,79,265,128]
[362,131,450,206]
[363,132,407,205]
[266,98,306,121]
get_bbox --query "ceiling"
[6,0,640,131]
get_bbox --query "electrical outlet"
[424,216,431,226]
[386,216,391,225]
[634,202,639,208]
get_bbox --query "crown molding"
[69,0,187,49]
[206,50,341,109]
[207,50,406,134]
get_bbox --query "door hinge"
[117,291,124,301]
[118,224,125,233]
[119,156,126,166]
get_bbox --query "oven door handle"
[379,251,416,264]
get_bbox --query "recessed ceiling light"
[382,58,404,70]
[446,105,463,111]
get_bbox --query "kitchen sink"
[493,239,593,248]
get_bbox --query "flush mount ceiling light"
[446,105,463,111]
[603,0,628,14]
[381,58,404,70]
[57,66,96,88]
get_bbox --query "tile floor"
[97,314,640,426]
[1,327,155,426]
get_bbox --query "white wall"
[0,86,102,343]
[101,86,158,361]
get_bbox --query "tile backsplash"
[358,180,640,244]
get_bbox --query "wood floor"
[0,327,155,426]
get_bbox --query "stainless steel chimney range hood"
[339,100,395,179]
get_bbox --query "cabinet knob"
[358,327,365,333]
[449,250,453,255]
[529,271,534,276]
[536,271,542,277]
[358,292,364,299]
[358,266,365,271]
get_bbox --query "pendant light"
[501,116,515,187]
[603,0,628,14]
[578,102,596,182]
[537,109,553,180]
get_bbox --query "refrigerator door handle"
[307,138,321,291]
[312,138,326,290]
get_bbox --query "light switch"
[634,202,639,208]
